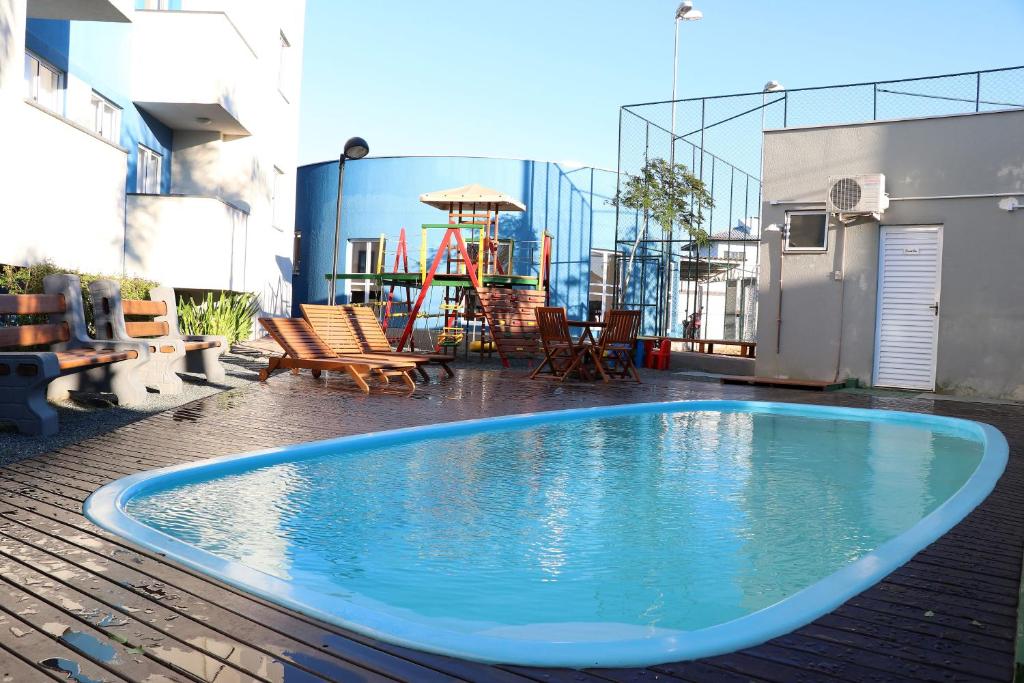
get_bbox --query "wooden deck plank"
[0,490,478,683]
[1,366,1021,681]
[0,516,387,683]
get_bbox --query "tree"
[613,158,714,333]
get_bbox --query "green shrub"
[176,291,259,346]
[0,260,159,328]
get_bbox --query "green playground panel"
[324,272,539,287]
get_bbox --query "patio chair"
[300,304,453,380]
[594,309,642,383]
[528,307,606,382]
[257,317,416,393]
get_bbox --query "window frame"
[136,144,163,194]
[347,237,383,304]
[90,91,121,143]
[24,51,64,114]
[784,210,829,253]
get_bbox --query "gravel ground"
[0,346,270,464]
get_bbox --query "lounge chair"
[258,317,416,393]
[529,307,606,382]
[318,304,454,379]
[594,309,642,383]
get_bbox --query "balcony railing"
[125,194,250,291]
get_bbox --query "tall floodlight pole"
[665,1,702,335]
[328,136,370,304]
[759,81,784,185]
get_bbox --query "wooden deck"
[0,363,1021,682]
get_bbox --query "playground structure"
[326,184,553,367]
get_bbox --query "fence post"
[975,72,982,112]
[872,83,878,120]
[783,91,788,127]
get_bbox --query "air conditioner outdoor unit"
[826,174,889,214]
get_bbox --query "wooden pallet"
[720,375,847,391]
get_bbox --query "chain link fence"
[614,65,1024,339]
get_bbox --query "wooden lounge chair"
[258,317,415,393]
[594,309,642,383]
[341,305,455,378]
[529,307,606,382]
[299,304,447,381]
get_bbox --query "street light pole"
[327,136,369,305]
[664,1,702,336]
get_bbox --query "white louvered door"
[873,226,943,390]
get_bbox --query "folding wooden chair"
[594,309,642,383]
[528,307,606,382]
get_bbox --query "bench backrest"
[91,279,172,340]
[0,294,70,349]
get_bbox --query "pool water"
[89,402,1006,667]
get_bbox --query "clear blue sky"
[297,0,1024,170]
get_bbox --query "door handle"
[928,302,939,316]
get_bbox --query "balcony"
[131,10,256,136]
[125,194,250,291]
[26,0,132,22]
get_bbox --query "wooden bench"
[641,336,757,358]
[0,274,151,436]
[90,281,227,392]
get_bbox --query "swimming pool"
[85,401,1007,668]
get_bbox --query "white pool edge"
[84,400,1010,668]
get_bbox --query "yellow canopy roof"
[419,183,526,212]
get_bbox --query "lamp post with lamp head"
[667,0,702,336]
[327,136,370,304]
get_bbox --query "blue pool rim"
[85,400,1009,668]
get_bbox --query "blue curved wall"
[293,156,623,321]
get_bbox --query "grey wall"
[756,109,1024,399]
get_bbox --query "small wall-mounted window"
[784,211,828,252]
[24,52,64,113]
[90,92,121,143]
[137,145,162,194]
[292,230,302,275]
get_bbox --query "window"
[785,211,828,252]
[90,92,121,143]
[347,238,383,304]
[24,52,63,113]
[139,0,172,9]
[136,145,162,194]
[277,32,291,97]
[272,166,286,228]
[588,249,618,321]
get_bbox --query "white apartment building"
[0,0,305,316]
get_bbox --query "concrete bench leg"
[47,361,149,408]
[135,355,185,395]
[0,354,61,436]
[182,343,226,383]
